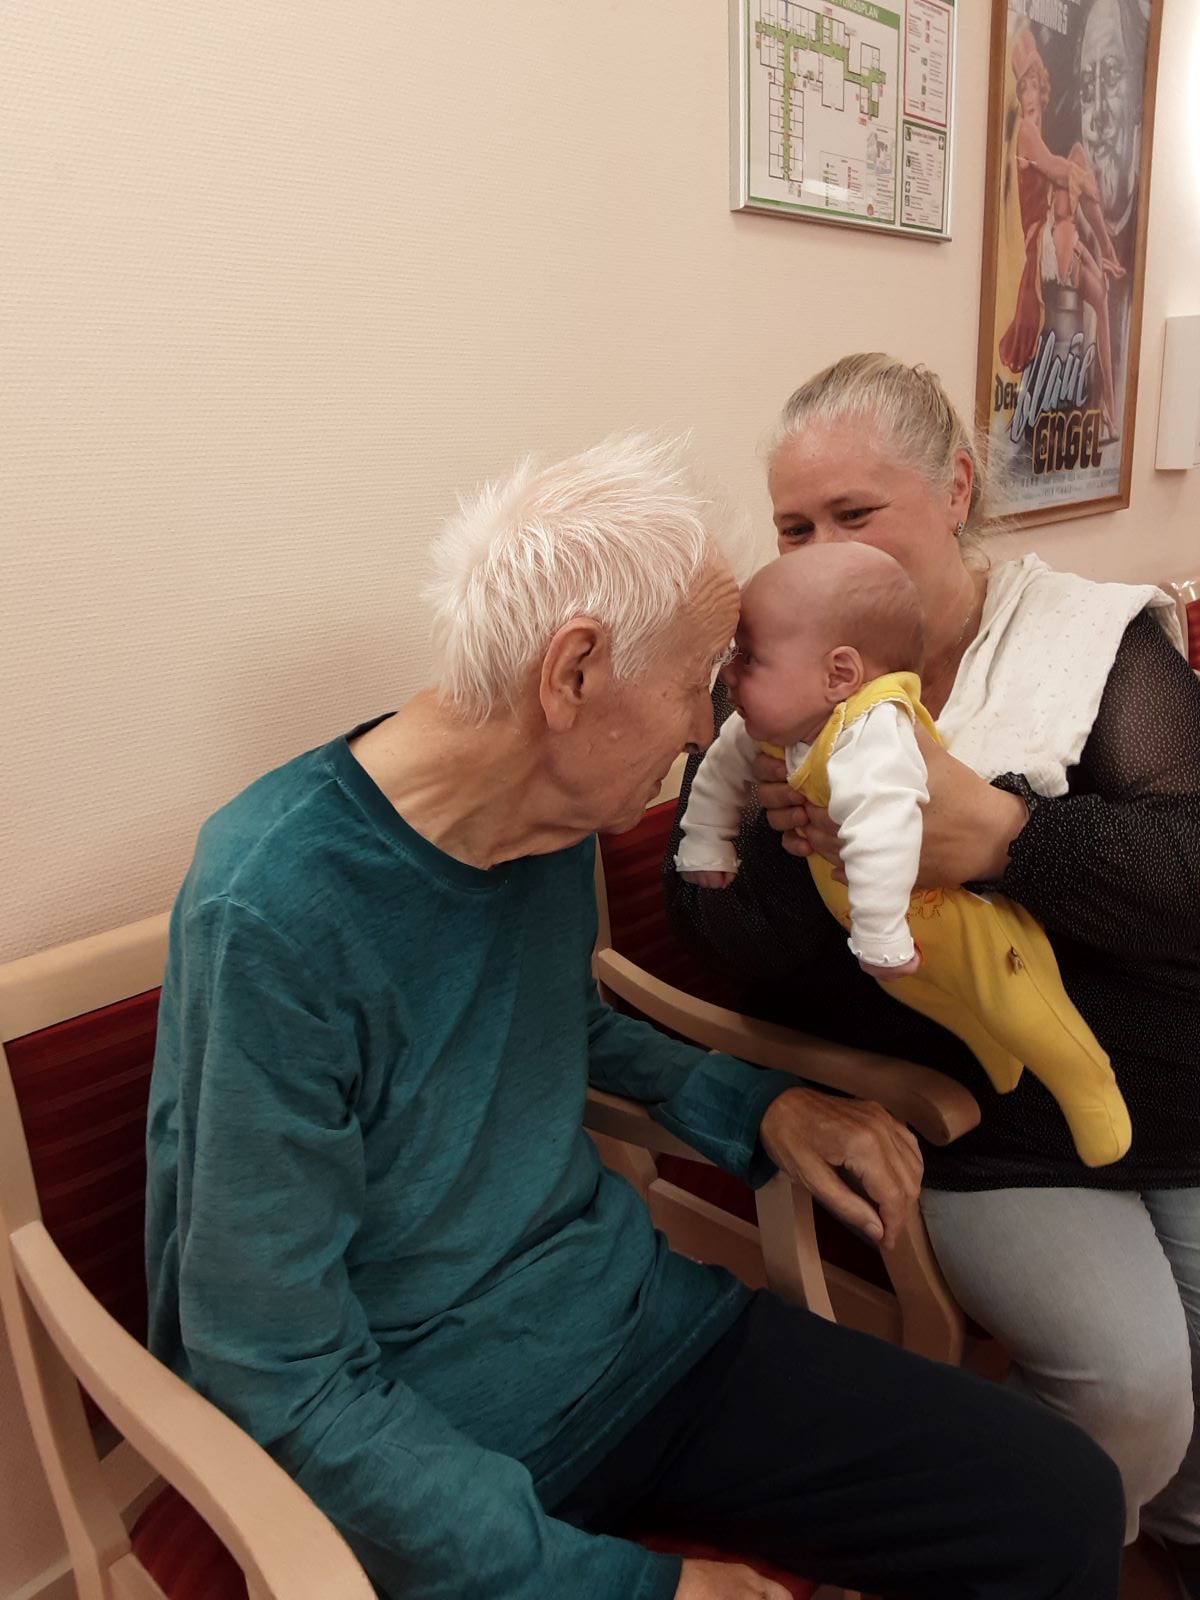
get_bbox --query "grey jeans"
[921,1185,1200,1546]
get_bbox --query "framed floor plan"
[730,0,956,239]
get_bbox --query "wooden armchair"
[588,793,982,1366]
[0,915,835,1600]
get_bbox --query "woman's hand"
[752,738,1029,888]
[752,750,813,858]
[913,731,1028,886]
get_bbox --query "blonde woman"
[666,353,1200,1596]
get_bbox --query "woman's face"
[768,419,969,605]
[1017,67,1044,123]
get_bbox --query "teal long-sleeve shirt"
[146,721,797,1600]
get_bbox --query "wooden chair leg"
[882,1214,965,1366]
[109,1552,170,1598]
[755,1173,835,1321]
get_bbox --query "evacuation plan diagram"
[734,0,954,237]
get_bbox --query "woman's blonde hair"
[771,353,999,556]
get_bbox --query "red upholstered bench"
[0,920,826,1600]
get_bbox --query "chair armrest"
[594,949,980,1146]
[10,1221,375,1600]
[583,1089,837,1320]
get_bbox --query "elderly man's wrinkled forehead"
[675,554,741,657]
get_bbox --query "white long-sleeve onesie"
[674,704,930,967]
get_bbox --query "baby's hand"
[860,951,922,982]
[680,870,736,890]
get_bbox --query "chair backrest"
[1,915,166,1342]
[6,986,160,1362]
[0,916,373,1600]
[596,797,738,1007]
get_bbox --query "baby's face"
[719,600,836,747]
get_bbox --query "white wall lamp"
[1155,315,1200,470]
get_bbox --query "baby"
[675,542,1132,1168]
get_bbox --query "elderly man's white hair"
[426,434,734,723]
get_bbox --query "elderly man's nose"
[685,703,716,756]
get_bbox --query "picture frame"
[975,0,1162,528]
[729,0,957,241]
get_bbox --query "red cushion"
[5,988,160,1343]
[1183,595,1200,670]
[130,1486,247,1600]
[6,988,161,1423]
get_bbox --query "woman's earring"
[954,520,966,538]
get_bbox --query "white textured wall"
[0,1332,71,1600]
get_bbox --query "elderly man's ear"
[538,617,611,731]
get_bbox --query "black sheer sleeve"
[662,680,844,988]
[994,610,1200,964]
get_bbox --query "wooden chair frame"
[592,851,980,1364]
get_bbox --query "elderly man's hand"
[675,1557,792,1599]
[759,1087,922,1251]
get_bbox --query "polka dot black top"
[664,610,1200,1192]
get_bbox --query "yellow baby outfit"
[779,672,1132,1168]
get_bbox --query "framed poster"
[729,0,956,239]
[975,0,1161,528]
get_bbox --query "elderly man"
[146,437,1123,1600]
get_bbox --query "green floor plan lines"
[754,0,897,218]
[731,0,955,239]
[756,7,888,185]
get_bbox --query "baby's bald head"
[741,543,925,677]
